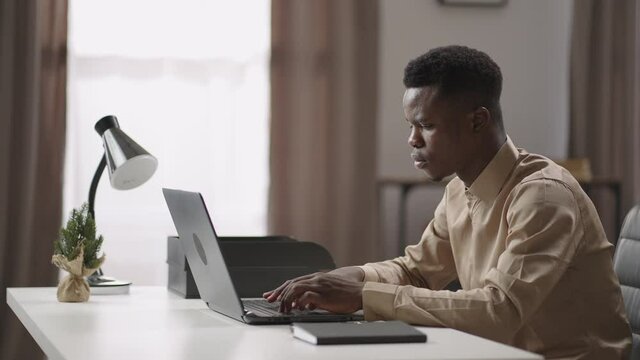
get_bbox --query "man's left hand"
[263,272,364,314]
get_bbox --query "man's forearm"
[328,266,365,282]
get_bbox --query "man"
[263,46,632,359]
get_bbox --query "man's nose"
[408,127,424,148]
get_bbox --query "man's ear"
[471,106,490,132]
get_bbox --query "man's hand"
[262,267,365,314]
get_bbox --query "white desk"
[7,287,543,360]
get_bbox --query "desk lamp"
[86,115,158,292]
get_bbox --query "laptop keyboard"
[242,298,310,317]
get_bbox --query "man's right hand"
[261,266,365,313]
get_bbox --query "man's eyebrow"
[406,114,426,123]
[405,117,417,125]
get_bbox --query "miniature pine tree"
[54,203,104,269]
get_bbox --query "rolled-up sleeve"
[361,179,583,344]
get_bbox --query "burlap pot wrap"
[51,246,105,302]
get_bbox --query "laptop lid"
[163,188,365,325]
[163,188,245,322]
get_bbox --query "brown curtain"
[0,0,67,359]
[570,0,640,242]
[269,0,379,267]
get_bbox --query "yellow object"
[553,158,593,182]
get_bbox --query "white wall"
[377,0,573,178]
[376,0,573,256]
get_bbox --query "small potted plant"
[52,203,105,302]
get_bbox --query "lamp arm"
[88,154,107,221]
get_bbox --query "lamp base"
[87,274,132,295]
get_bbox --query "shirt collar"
[467,136,519,203]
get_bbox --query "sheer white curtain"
[64,0,270,285]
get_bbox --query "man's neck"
[458,134,507,188]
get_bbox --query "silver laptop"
[163,188,364,325]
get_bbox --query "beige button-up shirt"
[360,138,631,359]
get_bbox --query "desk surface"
[7,287,542,360]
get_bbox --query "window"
[64,0,271,285]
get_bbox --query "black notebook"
[291,320,427,345]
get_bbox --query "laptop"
[162,188,364,325]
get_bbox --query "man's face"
[403,87,473,182]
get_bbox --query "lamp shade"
[95,115,158,190]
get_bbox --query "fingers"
[262,272,350,313]
[279,273,336,312]
[283,274,365,314]
[296,291,322,311]
[263,280,288,301]
[263,273,317,302]
[267,279,292,302]
[279,282,318,313]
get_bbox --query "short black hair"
[404,45,503,124]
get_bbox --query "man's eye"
[419,123,433,129]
